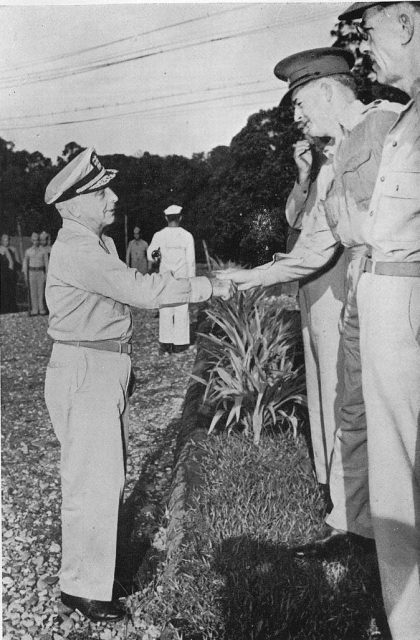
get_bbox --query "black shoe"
[294,527,350,558]
[294,528,376,559]
[159,342,173,355]
[61,591,126,622]
[172,344,190,354]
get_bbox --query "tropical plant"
[193,289,306,444]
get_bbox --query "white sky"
[0,2,347,161]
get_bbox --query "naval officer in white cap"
[147,204,196,354]
[43,148,234,622]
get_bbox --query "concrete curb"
[165,313,212,563]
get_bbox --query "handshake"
[210,274,236,301]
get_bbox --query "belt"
[54,340,132,354]
[361,257,420,277]
[29,266,45,271]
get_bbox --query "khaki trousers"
[299,251,346,484]
[45,344,131,601]
[159,303,190,346]
[328,272,420,639]
[327,252,372,539]
[359,273,420,640]
[29,270,47,314]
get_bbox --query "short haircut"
[165,213,182,223]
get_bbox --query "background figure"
[126,226,149,274]
[0,233,19,313]
[147,204,196,355]
[285,137,346,502]
[39,230,51,270]
[23,232,48,316]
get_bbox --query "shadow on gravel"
[115,417,185,597]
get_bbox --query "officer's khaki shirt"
[361,90,420,262]
[255,100,404,287]
[23,246,48,273]
[46,219,212,342]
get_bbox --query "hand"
[211,277,236,300]
[216,268,260,291]
[293,140,312,184]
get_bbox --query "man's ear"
[398,8,415,44]
[319,81,333,102]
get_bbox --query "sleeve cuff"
[189,276,213,303]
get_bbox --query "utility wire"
[0,5,250,74]
[0,9,334,89]
[0,86,286,130]
[0,79,275,122]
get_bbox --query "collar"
[338,99,368,132]
[61,218,107,246]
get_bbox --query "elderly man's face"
[292,81,336,138]
[78,187,118,232]
[359,5,407,87]
[1,234,9,247]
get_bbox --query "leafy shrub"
[193,289,306,444]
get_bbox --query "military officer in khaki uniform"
[23,232,48,315]
[219,31,419,639]
[276,48,400,508]
[285,135,347,499]
[43,148,234,623]
[332,4,420,638]
[125,226,149,274]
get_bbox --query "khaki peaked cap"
[274,47,355,106]
[338,2,391,21]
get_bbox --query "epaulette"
[361,99,405,115]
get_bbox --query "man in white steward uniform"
[147,204,196,354]
[43,148,234,623]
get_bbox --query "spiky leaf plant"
[193,288,306,444]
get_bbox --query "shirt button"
[392,141,397,147]
[380,176,385,182]
[369,211,374,217]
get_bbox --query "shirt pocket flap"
[381,172,420,199]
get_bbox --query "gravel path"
[1,309,198,640]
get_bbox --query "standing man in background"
[23,231,48,316]
[0,233,19,313]
[285,134,346,508]
[148,204,196,355]
[126,226,149,274]
[39,231,52,271]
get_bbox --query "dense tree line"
[0,22,408,266]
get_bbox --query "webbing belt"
[54,340,132,354]
[361,258,420,277]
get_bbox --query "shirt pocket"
[342,148,374,208]
[379,171,420,199]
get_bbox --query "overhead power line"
[0,79,274,122]
[0,9,335,89]
[0,86,287,131]
[0,5,250,74]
